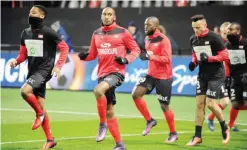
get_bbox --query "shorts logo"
[157,94,168,101]
[206,89,216,97]
[104,77,112,82]
[27,78,35,85]
[138,77,146,83]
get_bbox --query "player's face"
[144,19,156,35]
[227,24,240,35]
[101,8,115,26]
[29,7,44,19]
[220,26,229,40]
[192,20,206,36]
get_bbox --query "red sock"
[134,98,151,121]
[164,110,176,133]
[208,104,224,120]
[107,117,122,143]
[97,96,107,123]
[25,94,43,116]
[239,104,247,110]
[228,107,239,128]
[42,110,53,140]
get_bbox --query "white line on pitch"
[0,130,232,145]
[1,108,247,126]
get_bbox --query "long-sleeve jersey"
[84,22,140,78]
[190,29,229,79]
[16,24,69,80]
[226,36,247,83]
[145,30,173,80]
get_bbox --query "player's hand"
[78,51,89,60]
[188,62,196,72]
[52,67,61,80]
[200,52,208,62]
[139,51,150,61]
[225,76,231,88]
[8,59,18,68]
[241,72,247,84]
[114,56,128,65]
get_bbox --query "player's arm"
[149,38,171,63]
[78,34,98,61]
[10,30,27,68]
[50,29,69,70]
[208,35,229,62]
[123,30,141,64]
[188,37,198,71]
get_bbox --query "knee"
[132,93,141,100]
[160,103,169,112]
[20,88,30,99]
[231,102,240,110]
[94,87,104,98]
[106,107,114,120]
[206,102,214,110]
[197,102,205,109]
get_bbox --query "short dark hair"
[191,14,205,22]
[231,22,241,31]
[34,5,48,17]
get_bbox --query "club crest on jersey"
[154,43,158,47]
[239,45,244,49]
[205,41,209,45]
[100,43,111,48]
[147,51,153,55]
[38,34,43,38]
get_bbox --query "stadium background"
[1,1,247,150]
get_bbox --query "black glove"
[114,56,128,65]
[241,72,247,84]
[139,51,150,60]
[200,52,208,62]
[225,77,231,88]
[188,62,196,72]
[78,51,89,60]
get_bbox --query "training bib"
[193,45,212,61]
[228,50,246,65]
[25,40,43,57]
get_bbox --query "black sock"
[195,126,202,138]
[220,120,228,132]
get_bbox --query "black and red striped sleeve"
[123,30,141,63]
[16,30,27,64]
[208,34,229,62]
[49,28,69,70]
[85,34,98,61]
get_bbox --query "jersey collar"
[196,28,209,38]
[148,29,161,39]
[101,22,117,32]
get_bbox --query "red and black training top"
[190,28,228,79]
[145,30,172,80]
[84,22,140,78]
[16,24,69,80]
[226,36,247,83]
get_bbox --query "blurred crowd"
[2,0,247,8]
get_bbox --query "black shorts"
[98,73,125,105]
[26,73,46,98]
[135,75,173,105]
[219,79,230,99]
[196,77,225,99]
[230,79,247,103]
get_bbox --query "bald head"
[144,16,160,35]
[101,7,116,26]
